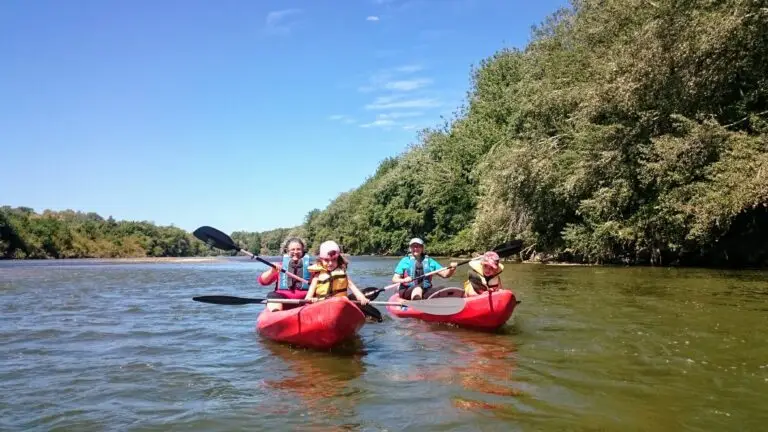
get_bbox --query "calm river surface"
[1,257,767,431]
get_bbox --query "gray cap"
[409,237,425,246]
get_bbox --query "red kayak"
[256,296,366,350]
[386,289,518,331]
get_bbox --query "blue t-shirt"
[394,255,443,288]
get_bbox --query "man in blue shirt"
[391,237,457,300]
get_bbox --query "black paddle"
[193,225,308,284]
[192,294,466,315]
[384,239,524,290]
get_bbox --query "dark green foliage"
[296,0,768,267]
[6,0,766,266]
[0,206,214,259]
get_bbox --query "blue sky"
[2,0,568,234]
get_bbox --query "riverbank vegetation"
[297,0,768,267]
[4,0,766,266]
[0,207,212,259]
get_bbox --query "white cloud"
[377,111,424,119]
[360,119,396,128]
[328,114,356,124]
[265,9,303,35]
[366,16,380,21]
[384,78,432,91]
[402,125,420,130]
[395,64,423,73]
[365,97,441,110]
[356,65,428,93]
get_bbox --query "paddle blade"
[193,295,264,305]
[362,287,385,301]
[492,239,524,258]
[193,226,239,252]
[404,297,466,315]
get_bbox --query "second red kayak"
[386,289,518,331]
[256,296,366,350]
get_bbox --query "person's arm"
[347,279,370,305]
[304,277,319,302]
[391,259,412,284]
[257,264,280,285]
[436,259,458,278]
[392,273,413,284]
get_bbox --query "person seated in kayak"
[304,240,370,306]
[391,237,457,300]
[464,251,504,297]
[257,237,315,312]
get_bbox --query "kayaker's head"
[318,240,346,270]
[480,251,500,276]
[409,237,425,258]
[283,237,306,261]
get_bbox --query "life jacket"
[400,254,433,290]
[277,254,312,290]
[463,259,504,295]
[308,263,349,298]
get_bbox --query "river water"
[1,257,767,431]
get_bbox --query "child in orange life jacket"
[463,251,505,297]
[303,240,370,305]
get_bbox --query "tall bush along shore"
[3,1,767,267]
[297,0,768,268]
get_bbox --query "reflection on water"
[384,326,522,413]
[257,338,368,427]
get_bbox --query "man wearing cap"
[391,237,457,300]
[463,251,505,297]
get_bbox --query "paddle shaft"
[384,240,523,290]
[192,225,309,284]
[384,257,473,290]
[192,295,464,314]
[240,249,310,285]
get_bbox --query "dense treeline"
[293,0,768,267]
[0,206,215,259]
[6,0,767,267]
[0,206,309,259]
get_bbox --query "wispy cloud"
[365,96,441,110]
[395,64,423,73]
[366,16,380,21]
[377,111,424,119]
[360,119,396,128]
[359,112,425,129]
[328,114,356,124]
[384,78,432,91]
[264,9,303,35]
[357,65,430,93]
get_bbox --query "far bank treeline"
[0,206,296,259]
[4,0,766,267]
[291,0,768,267]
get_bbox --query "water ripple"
[1,260,767,430]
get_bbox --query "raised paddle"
[383,239,524,290]
[193,225,308,284]
[192,294,466,315]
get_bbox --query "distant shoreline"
[0,255,594,266]
[0,256,227,263]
